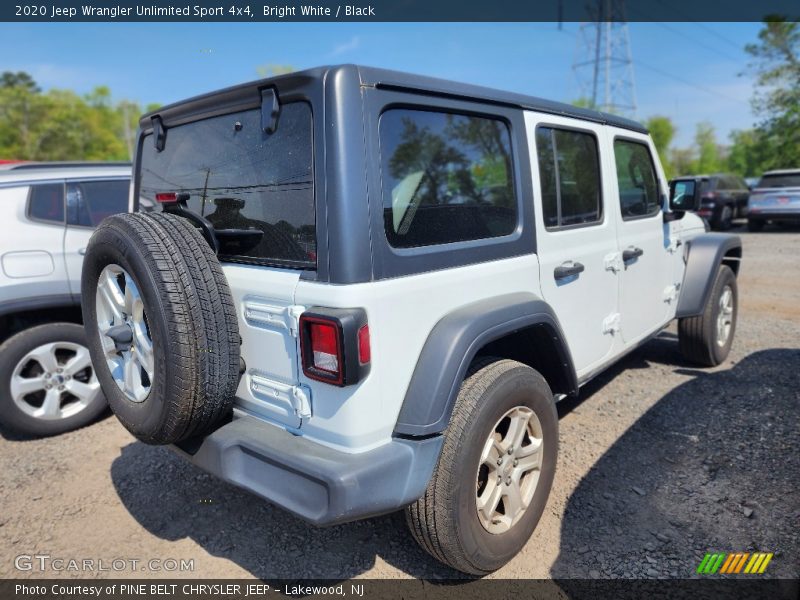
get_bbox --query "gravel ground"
[1,223,798,580]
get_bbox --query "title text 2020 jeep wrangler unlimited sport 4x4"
[81,66,741,574]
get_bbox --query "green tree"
[645,116,676,178]
[726,129,773,177]
[692,122,723,174]
[744,18,800,169]
[0,74,148,161]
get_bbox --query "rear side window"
[613,139,661,219]
[139,102,315,268]
[536,127,602,229]
[67,179,129,227]
[28,183,65,223]
[379,108,517,248]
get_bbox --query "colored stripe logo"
[697,552,773,574]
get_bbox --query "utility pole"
[572,0,637,117]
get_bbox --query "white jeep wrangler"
[81,66,741,575]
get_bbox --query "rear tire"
[713,205,733,231]
[678,265,737,367]
[81,212,240,445]
[405,358,558,575]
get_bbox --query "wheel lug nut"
[57,368,63,373]
[496,458,503,466]
[513,459,519,467]
[58,385,64,391]
[45,384,52,390]
[507,447,514,455]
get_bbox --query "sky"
[0,22,762,147]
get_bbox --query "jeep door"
[525,113,619,378]
[608,131,676,345]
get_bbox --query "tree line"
[0,71,159,162]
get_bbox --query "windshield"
[138,102,315,268]
[757,173,800,188]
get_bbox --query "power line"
[633,59,749,105]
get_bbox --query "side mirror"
[669,179,701,213]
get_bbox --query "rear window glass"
[757,173,800,188]
[138,102,315,268]
[28,183,64,223]
[67,179,129,227]
[379,108,517,249]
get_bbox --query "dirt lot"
[1,223,798,580]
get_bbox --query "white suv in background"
[0,162,131,436]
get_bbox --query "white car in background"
[0,162,131,435]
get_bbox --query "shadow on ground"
[550,348,800,579]
[109,337,799,581]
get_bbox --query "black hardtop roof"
[141,64,648,135]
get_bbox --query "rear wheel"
[713,205,733,231]
[405,358,558,575]
[678,265,737,367]
[81,212,240,445]
[0,323,106,436]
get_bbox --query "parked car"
[0,162,131,436]
[682,173,750,230]
[747,168,800,231]
[80,66,741,575]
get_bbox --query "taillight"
[309,319,340,375]
[299,308,370,386]
[155,192,177,203]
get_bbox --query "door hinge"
[602,313,621,335]
[667,237,682,253]
[663,283,680,304]
[291,384,312,420]
[286,305,305,338]
[243,301,306,337]
[604,252,624,274]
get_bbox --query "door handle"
[622,247,644,261]
[78,247,87,255]
[554,261,585,280]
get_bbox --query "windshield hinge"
[151,115,166,152]
[260,88,281,134]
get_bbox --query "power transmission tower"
[572,0,637,117]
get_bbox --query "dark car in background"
[747,169,800,231]
[691,173,751,230]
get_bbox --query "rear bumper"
[173,415,443,526]
[748,210,800,221]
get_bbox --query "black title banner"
[2,0,800,22]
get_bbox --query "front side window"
[379,108,517,248]
[138,102,315,268]
[67,179,129,227]
[613,139,660,219]
[536,127,602,229]
[28,183,65,224]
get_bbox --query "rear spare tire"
[81,212,240,445]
